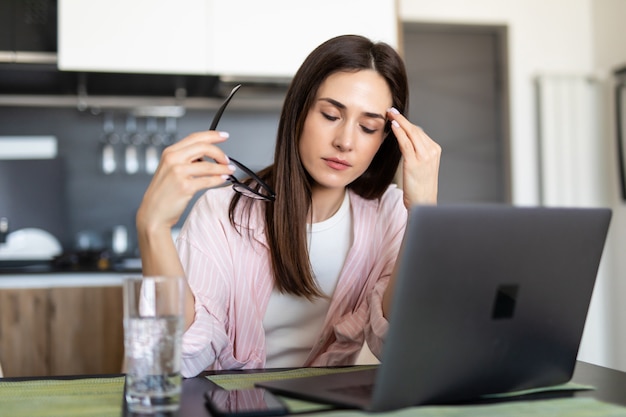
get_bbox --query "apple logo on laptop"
[492,284,519,319]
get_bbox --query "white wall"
[399,0,626,371]
[590,0,626,372]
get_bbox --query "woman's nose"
[332,123,354,152]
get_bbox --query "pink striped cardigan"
[177,185,408,377]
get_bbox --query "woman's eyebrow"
[319,97,386,121]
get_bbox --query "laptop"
[257,205,612,411]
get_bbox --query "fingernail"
[228,164,237,172]
[388,107,400,115]
[221,174,231,181]
[391,120,400,128]
[219,131,230,138]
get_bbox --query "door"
[402,23,510,203]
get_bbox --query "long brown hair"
[230,34,408,299]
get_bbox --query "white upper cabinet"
[208,0,399,79]
[58,0,211,74]
[58,0,398,78]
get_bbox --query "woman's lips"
[323,157,352,171]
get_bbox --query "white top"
[263,192,352,367]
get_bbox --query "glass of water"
[123,276,185,413]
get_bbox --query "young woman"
[136,35,441,376]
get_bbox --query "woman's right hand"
[136,130,235,235]
[136,131,236,329]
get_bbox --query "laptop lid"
[258,205,612,411]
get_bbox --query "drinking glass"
[123,276,185,413]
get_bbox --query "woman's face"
[299,70,392,192]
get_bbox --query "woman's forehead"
[316,70,392,111]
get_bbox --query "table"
[173,361,626,416]
[1,361,625,416]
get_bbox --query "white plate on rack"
[0,228,62,260]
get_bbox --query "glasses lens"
[227,157,276,201]
[232,183,273,201]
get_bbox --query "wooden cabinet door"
[48,286,124,376]
[0,286,124,377]
[0,289,49,377]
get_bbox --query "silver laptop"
[257,205,612,411]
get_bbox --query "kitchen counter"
[1,247,142,270]
[0,256,142,287]
[0,272,132,289]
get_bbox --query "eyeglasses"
[210,84,276,202]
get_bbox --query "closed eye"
[322,112,339,122]
[321,110,382,135]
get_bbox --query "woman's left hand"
[387,107,441,208]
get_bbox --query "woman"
[136,34,441,377]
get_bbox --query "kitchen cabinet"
[0,288,48,377]
[58,0,398,78]
[0,282,123,377]
[48,286,124,375]
[0,0,57,63]
[58,0,210,75]
[208,0,399,79]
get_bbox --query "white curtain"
[535,74,605,207]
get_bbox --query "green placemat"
[0,376,124,417]
[318,397,626,417]
[207,366,377,390]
